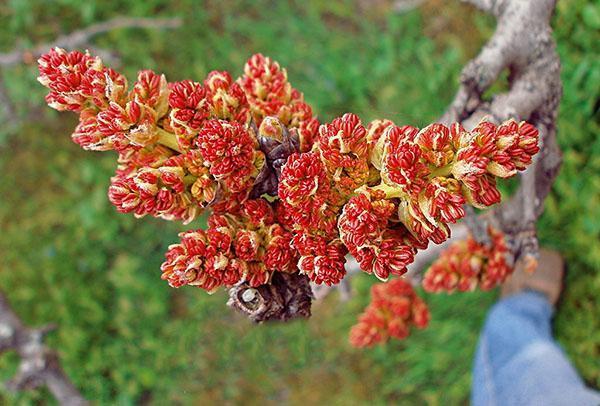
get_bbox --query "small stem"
[369,182,405,199]
[429,163,453,178]
[183,174,197,186]
[156,127,182,153]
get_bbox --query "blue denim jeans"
[472,291,600,406]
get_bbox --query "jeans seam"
[480,337,497,406]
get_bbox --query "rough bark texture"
[0,292,87,405]
[442,0,562,269]
[227,272,313,322]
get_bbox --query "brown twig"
[0,16,183,67]
[0,291,87,405]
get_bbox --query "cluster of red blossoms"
[160,199,296,292]
[38,48,317,226]
[38,48,316,291]
[280,115,539,286]
[349,278,430,348]
[40,47,539,342]
[422,226,512,293]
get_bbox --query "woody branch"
[0,16,182,67]
[441,0,562,270]
[0,291,87,405]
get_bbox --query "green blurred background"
[0,0,598,404]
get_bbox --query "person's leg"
[472,250,600,406]
[472,291,600,405]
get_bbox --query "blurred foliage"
[0,0,598,404]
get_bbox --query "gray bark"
[0,292,87,405]
[441,0,562,268]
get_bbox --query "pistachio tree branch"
[441,0,562,268]
[0,16,183,67]
[0,291,87,405]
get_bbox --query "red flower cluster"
[108,151,212,224]
[278,113,538,286]
[37,49,291,226]
[40,48,539,304]
[338,189,421,281]
[316,113,370,197]
[238,54,319,151]
[278,113,377,285]
[196,119,262,193]
[278,152,347,285]
[378,121,537,243]
[204,70,250,123]
[39,48,316,293]
[422,226,512,293]
[450,120,540,207]
[161,199,297,291]
[37,48,127,115]
[349,278,429,348]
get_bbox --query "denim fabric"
[472,291,600,406]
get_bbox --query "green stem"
[156,127,182,153]
[183,174,197,186]
[429,163,453,178]
[368,182,405,199]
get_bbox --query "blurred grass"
[0,0,598,404]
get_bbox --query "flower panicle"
[160,198,297,292]
[422,226,513,293]
[39,48,539,297]
[349,278,430,348]
[38,49,280,226]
